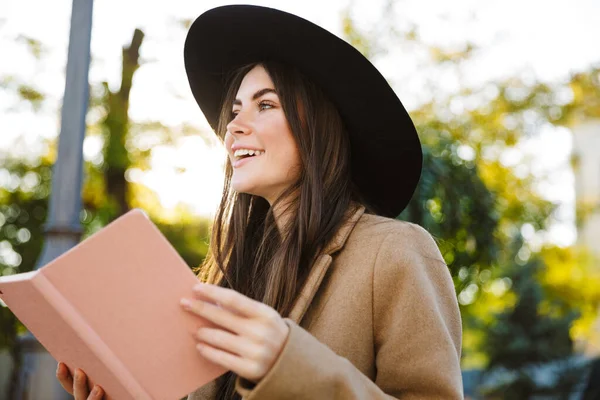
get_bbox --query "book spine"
[32,272,153,399]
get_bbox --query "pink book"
[0,209,227,400]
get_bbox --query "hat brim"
[184,5,422,218]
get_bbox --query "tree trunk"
[103,28,145,218]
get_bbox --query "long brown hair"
[193,61,366,399]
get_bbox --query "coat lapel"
[287,205,365,324]
[287,254,333,323]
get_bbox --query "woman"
[56,5,463,400]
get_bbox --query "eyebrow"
[233,88,277,106]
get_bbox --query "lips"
[231,143,265,152]
[232,152,263,168]
[230,144,265,169]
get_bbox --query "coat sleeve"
[234,224,464,400]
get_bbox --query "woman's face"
[224,65,301,204]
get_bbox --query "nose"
[226,112,251,136]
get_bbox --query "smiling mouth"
[233,149,265,162]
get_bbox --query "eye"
[258,101,275,111]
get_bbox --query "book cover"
[0,209,227,400]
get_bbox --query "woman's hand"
[180,283,290,384]
[56,362,104,399]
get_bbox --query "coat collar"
[287,204,365,323]
[322,204,366,255]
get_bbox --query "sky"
[1,0,600,246]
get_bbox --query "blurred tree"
[102,28,144,217]
[400,141,499,292]
[477,237,586,399]
[342,2,600,371]
[559,66,600,125]
[540,245,600,352]
[0,149,52,396]
[0,29,212,397]
[0,5,598,395]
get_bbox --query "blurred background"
[1,0,599,398]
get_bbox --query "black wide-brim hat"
[184,5,422,218]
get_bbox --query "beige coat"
[187,205,463,399]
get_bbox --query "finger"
[182,298,246,335]
[87,385,104,399]
[73,368,90,399]
[195,327,259,359]
[56,362,74,395]
[193,284,269,318]
[196,342,264,382]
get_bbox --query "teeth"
[234,149,264,157]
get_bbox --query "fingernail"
[180,298,191,308]
[92,386,100,395]
[56,363,60,374]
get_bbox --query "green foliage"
[16,35,46,59]
[0,30,212,381]
[0,75,46,112]
[341,9,378,60]
[16,86,45,110]
[400,140,498,291]
[1,8,599,396]
[341,2,600,374]
[539,246,600,350]
[0,150,51,348]
[477,237,587,398]
[560,66,600,125]
[484,258,577,368]
[158,218,210,269]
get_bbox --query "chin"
[231,179,259,196]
